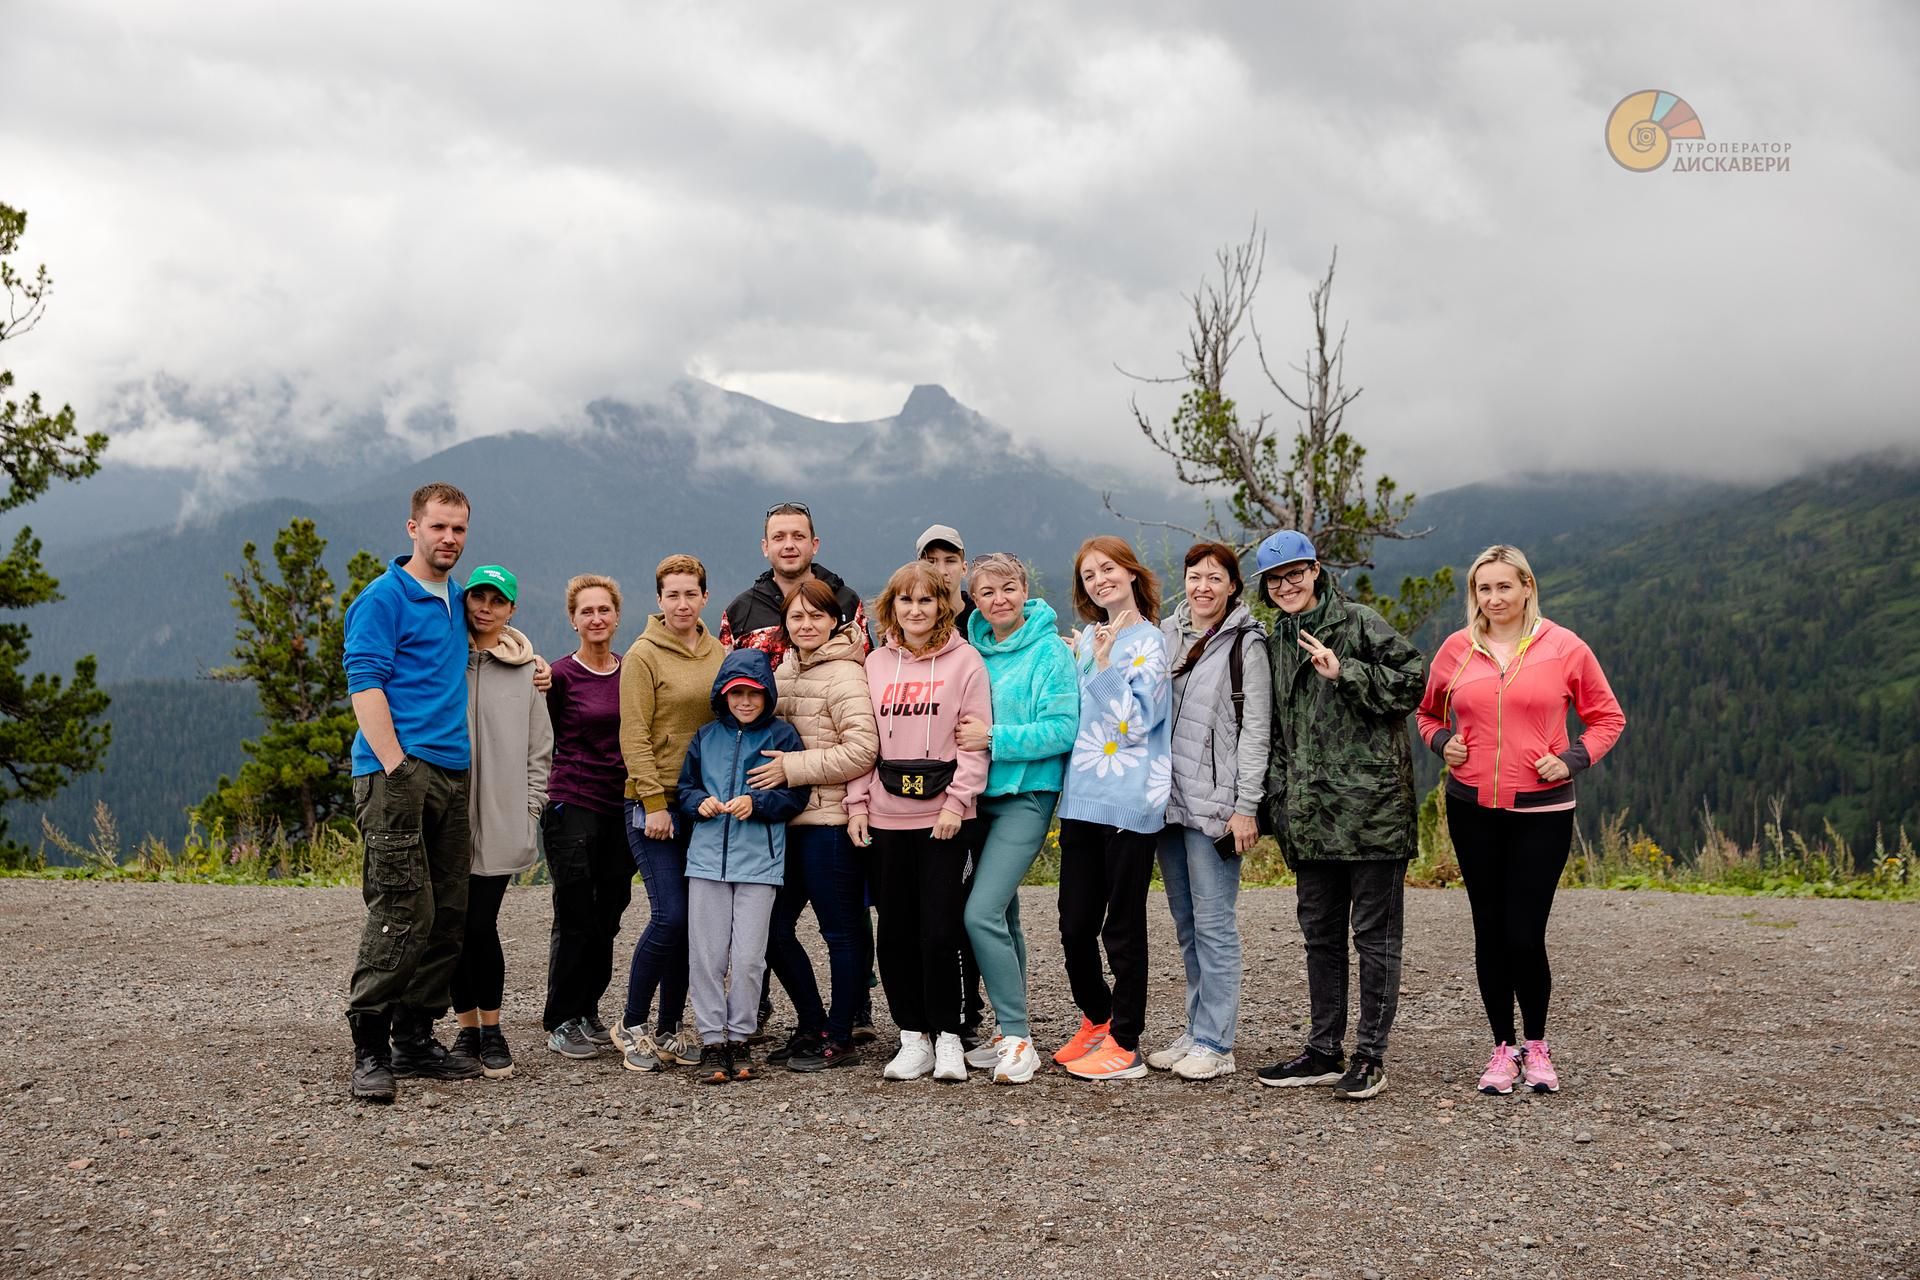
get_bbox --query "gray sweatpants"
[687,878,777,1044]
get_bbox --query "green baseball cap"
[466,564,518,603]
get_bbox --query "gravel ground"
[1,879,1915,1279]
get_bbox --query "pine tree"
[0,201,111,861]
[200,518,382,838]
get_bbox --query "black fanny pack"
[876,757,956,799]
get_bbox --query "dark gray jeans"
[1294,859,1407,1064]
[346,758,472,1024]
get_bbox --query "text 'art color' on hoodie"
[843,630,991,830]
[675,648,810,886]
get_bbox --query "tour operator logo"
[1605,90,1790,174]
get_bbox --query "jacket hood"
[709,647,780,728]
[969,597,1062,655]
[881,627,971,661]
[792,621,866,671]
[471,624,537,665]
[1168,599,1258,644]
[639,612,717,658]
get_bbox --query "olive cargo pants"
[346,758,472,1023]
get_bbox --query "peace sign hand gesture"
[1298,629,1340,681]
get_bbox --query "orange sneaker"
[1063,1036,1147,1081]
[1051,1017,1110,1065]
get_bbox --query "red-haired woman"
[1051,536,1174,1082]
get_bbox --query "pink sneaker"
[1477,1043,1522,1095]
[1522,1039,1560,1093]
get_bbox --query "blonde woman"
[1416,545,1627,1096]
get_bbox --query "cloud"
[1,0,1914,501]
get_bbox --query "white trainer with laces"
[882,1031,935,1081]
[992,1036,1041,1085]
[1146,1032,1197,1072]
[932,1032,967,1082]
[1171,1047,1237,1080]
[964,1035,1003,1070]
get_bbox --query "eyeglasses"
[765,501,811,518]
[1264,564,1315,589]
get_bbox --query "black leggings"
[451,873,512,1014]
[1447,802,1574,1045]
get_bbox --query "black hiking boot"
[348,1013,396,1104]
[391,1012,483,1081]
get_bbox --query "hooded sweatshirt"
[967,599,1079,797]
[1056,619,1174,835]
[675,649,810,885]
[466,624,553,876]
[773,623,880,826]
[1416,618,1626,811]
[620,613,725,812]
[844,630,992,830]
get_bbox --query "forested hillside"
[1539,459,1920,851]
[4,681,262,851]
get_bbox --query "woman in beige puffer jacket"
[747,583,880,1066]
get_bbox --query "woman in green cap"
[450,564,553,1079]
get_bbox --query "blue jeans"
[622,801,691,1034]
[963,791,1057,1039]
[1156,823,1244,1053]
[766,824,869,1042]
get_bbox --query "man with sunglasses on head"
[719,501,871,665]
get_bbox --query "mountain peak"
[898,384,960,422]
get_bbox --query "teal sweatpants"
[962,791,1058,1040]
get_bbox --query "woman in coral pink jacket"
[1416,545,1625,1097]
[845,561,992,1085]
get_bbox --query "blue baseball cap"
[1255,530,1316,573]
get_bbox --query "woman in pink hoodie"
[846,561,992,1084]
[1417,545,1626,1097]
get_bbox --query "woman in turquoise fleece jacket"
[955,554,1079,1085]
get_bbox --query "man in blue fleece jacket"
[341,482,479,1103]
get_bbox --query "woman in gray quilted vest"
[1148,542,1271,1081]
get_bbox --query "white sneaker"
[964,1035,1003,1070]
[992,1036,1040,1085]
[882,1031,934,1081]
[1171,1047,1237,1080]
[932,1032,967,1082]
[1146,1032,1197,1071]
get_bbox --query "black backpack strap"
[1227,625,1246,733]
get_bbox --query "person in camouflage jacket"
[1254,530,1425,1101]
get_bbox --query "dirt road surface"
[1,880,1914,1279]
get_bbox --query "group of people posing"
[340,484,1626,1104]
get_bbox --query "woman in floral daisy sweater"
[1050,535,1173,1082]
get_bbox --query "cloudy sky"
[3,0,1915,496]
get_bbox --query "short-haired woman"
[955,553,1079,1084]
[1416,545,1625,1095]
[1052,536,1174,1082]
[450,564,552,1080]
[1148,542,1270,1081]
[845,562,992,1083]
[610,554,726,1073]
[749,578,880,1072]
[1253,529,1425,1102]
[540,573,635,1060]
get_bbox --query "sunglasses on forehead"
[765,501,812,518]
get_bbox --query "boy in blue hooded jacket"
[675,648,810,1082]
